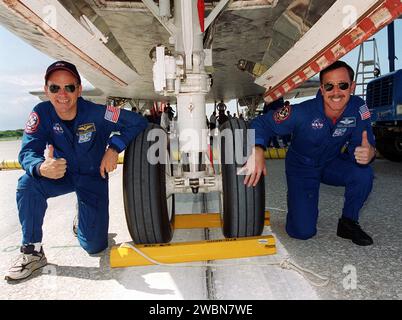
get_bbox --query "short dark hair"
[319,60,354,83]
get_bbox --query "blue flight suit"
[263,98,284,148]
[17,97,148,253]
[251,93,375,240]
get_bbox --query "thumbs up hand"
[354,131,376,165]
[39,144,67,179]
[47,144,55,159]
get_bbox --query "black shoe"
[72,213,78,237]
[337,217,373,246]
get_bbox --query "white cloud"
[0,73,43,89]
[0,89,40,130]
[7,96,38,105]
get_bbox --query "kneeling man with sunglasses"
[244,60,376,246]
[6,61,148,281]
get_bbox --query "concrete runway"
[0,143,401,299]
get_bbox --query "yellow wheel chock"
[110,211,276,268]
[264,147,287,159]
[173,211,270,229]
[0,160,21,170]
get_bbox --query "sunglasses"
[322,82,350,92]
[48,84,78,93]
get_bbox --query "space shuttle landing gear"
[123,0,265,244]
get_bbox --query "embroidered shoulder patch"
[25,111,40,134]
[359,104,371,120]
[104,105,120,123]
[273,105,291,123]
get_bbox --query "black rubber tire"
[219,118,265,238]
[123,123,175,244]
[376,138,402,162]
[72,213,78,237]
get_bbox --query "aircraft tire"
[219,118,265,238]
[123,123,175,244]
[376,137,402,162]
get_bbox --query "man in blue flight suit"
[243,61,376,246]
[5,61,148,281]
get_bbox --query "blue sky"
[0,20,401,130]
[0,26,54,130]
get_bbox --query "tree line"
[0,129,24,139]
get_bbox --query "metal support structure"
[387,21,396,72]
[204,0,230,30]
[141,0,175,35]
[149,0,220,181]
[354,38,381,99]
[166,174,222,196]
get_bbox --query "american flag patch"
[359,104,371,120]
[104,105,120,123]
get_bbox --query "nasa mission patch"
[273,105,291,123]
[311,118,324,130]
[25,112,40,134]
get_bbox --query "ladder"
[354,38,381,100]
